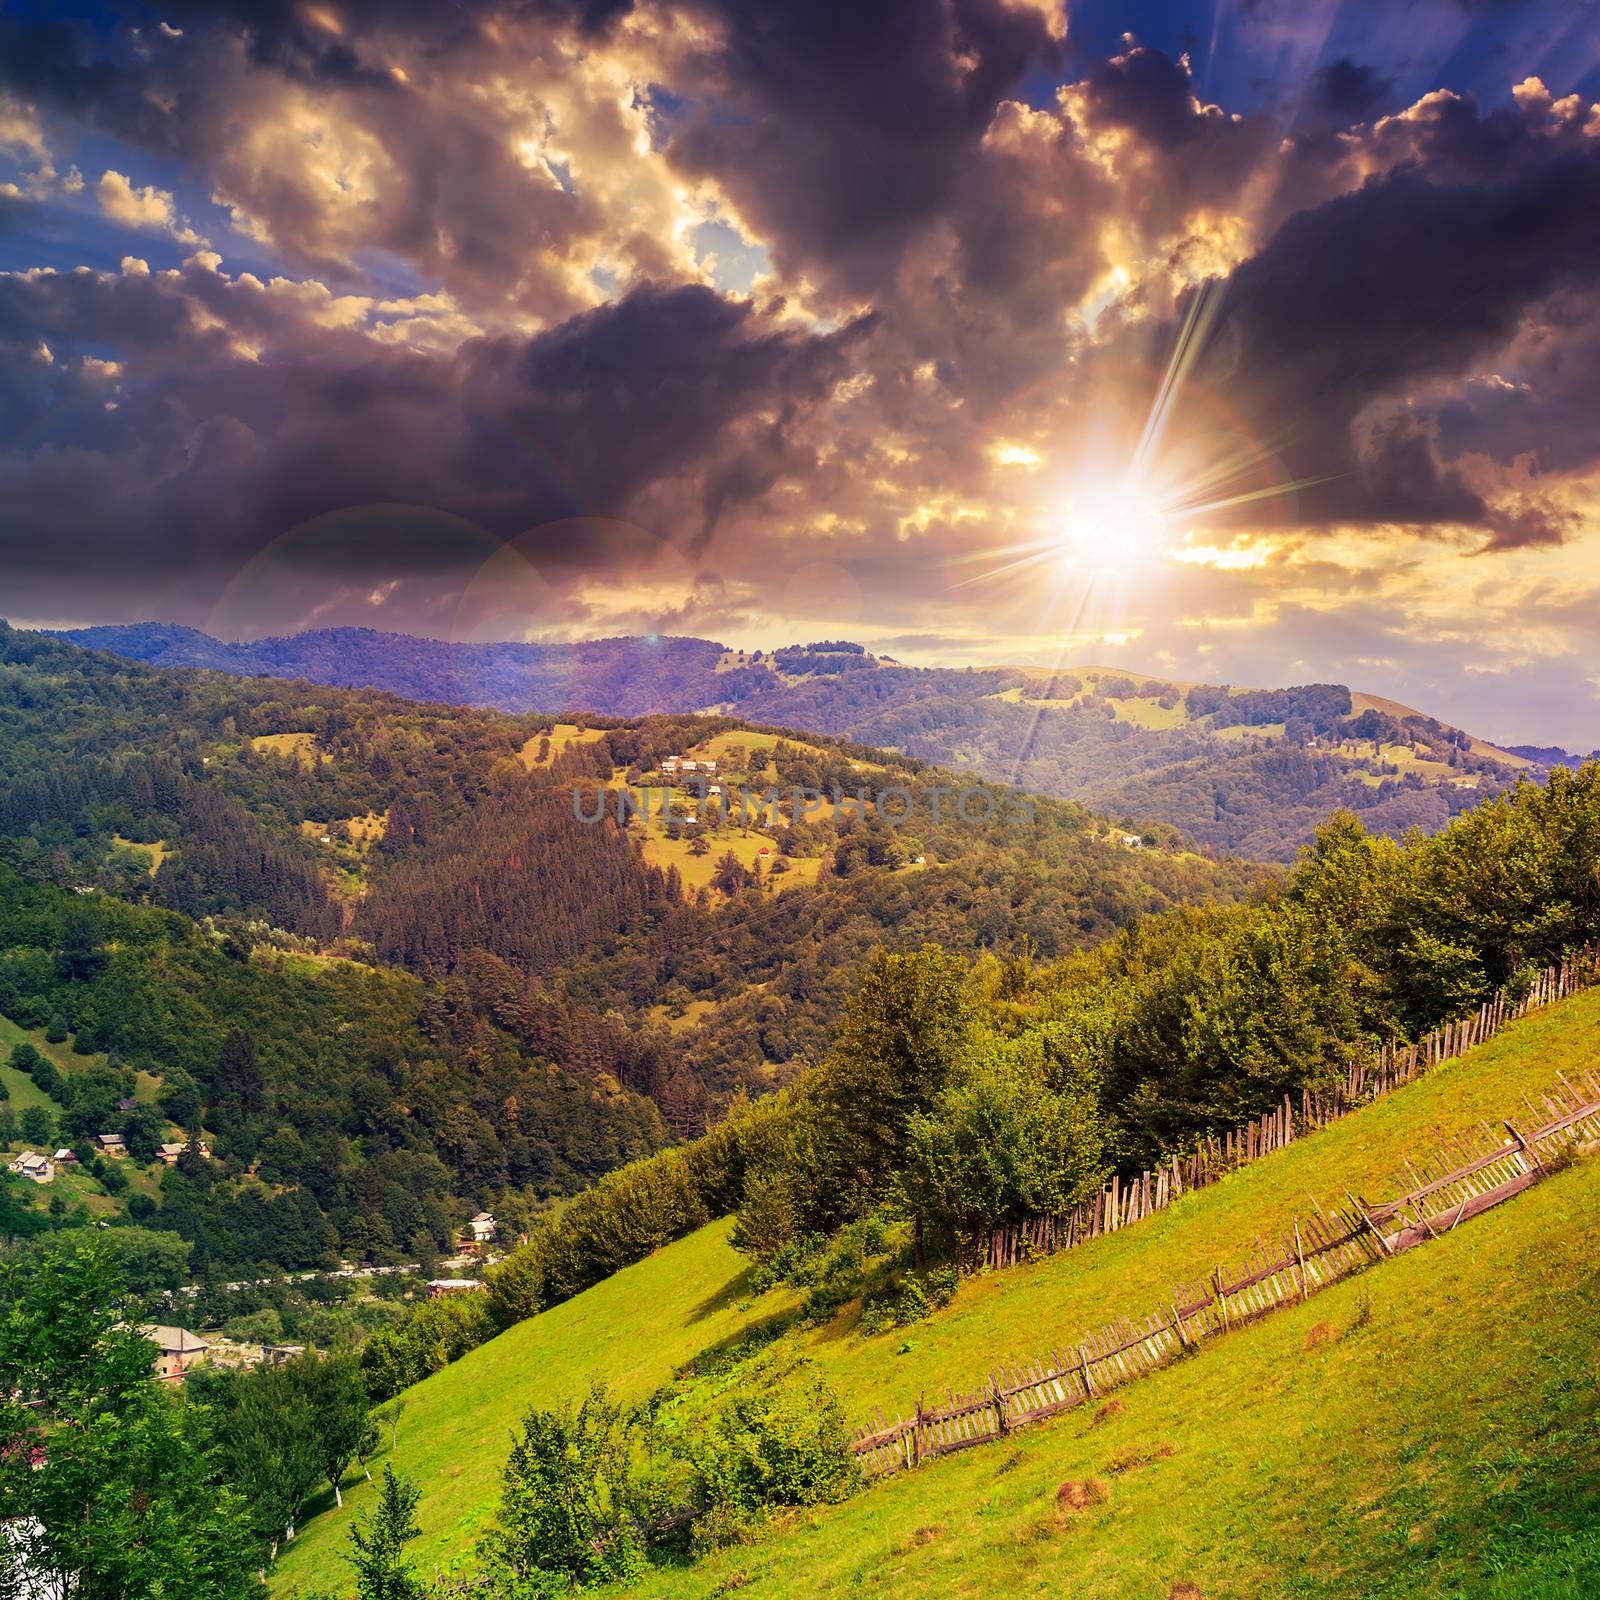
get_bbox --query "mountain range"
[54,623,1589,861]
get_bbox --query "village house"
[92,1133,127,1158]
[156,1138,212,1166]
[466,1211,497,1245]
[9,1151,54,1184]
[425,1278,484,1298]
[142,1325,210,1383]
[115,1097,139,1114]
[52,1148,78,1167]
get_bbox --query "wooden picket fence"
[851,1065,1600,1476]
[976,943,1600,1271]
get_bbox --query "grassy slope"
[272,988,1600,1593]
[639,1161,1600,1600]
[273,1223,800,1587]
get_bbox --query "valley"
[3,619,1598,1598]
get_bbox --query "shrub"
[479,1383,649,1591]
[688,1378,859,1525]
[859,1265,959,1334]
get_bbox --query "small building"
[466,1211,496,1245]
[52,1148,78,1167]
[9,1152,54,1184]
[142,1325,210,1383]
[115,1097,140,1114]
[93,1133,127,1158]
[1117,833,1145,851]
[156,1138,211,1166]
[425,1278,484,1299]
[661,757,682,774]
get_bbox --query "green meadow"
[273,987,1600,1596]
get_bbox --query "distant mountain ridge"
[50,623,732,718]
[52,622,1557,861]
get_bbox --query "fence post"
[1503,1118,1545,1175]
[1076,1342,1096,1397]
[1169,1302,1192,1351]
[1293,1219,1309,1300]
[1211,1266,1229,1331]
[1345,1190,1393,1257]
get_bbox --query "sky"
[2,1,1600,749]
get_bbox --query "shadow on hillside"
[687,1262,759,1322]
[682,1305,798,1374]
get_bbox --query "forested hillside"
[0,624,1259,1270]
[60,624,1542,860]
[263,762,1600,1591]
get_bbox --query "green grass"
[251,732,319,765]
[0,1013,162,1104]
[111,835,168,874]
[646,997,723,1035]
[632,1162,1600,1600]
[517,723,608,767]
[271,988,1600,1594]
[271,1222,801,1588]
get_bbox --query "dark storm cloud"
[666,0,1061,298]
[1192,118,1600,540]
[1307,57,1394,120]
[1082,40,1207,149]
[0,270,868,603]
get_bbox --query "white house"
[9,1152,54,1184]
[466,1211,497,1244]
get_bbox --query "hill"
[270,982,1600,1595]
[55,624,1543,861]
[0,623,1260,1269]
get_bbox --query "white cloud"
[95,169,207,246]
[0,96,47,161]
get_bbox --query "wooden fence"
[852,1066,1600,1476]
[977,943,1600,1271]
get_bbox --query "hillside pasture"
[270,985,1600,1593]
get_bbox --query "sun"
[1055,476,1169,575]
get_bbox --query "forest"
[60,622,1537,862]
[360,763,1600,1398]
[4,621,1598,1590]
[0,624,1257,1271]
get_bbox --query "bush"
[360,1294,490,1402]
[479,1383,650,1590]
[44,1015,68,1045]
[859,1265,959,1334]
[688,1378,859,1530]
